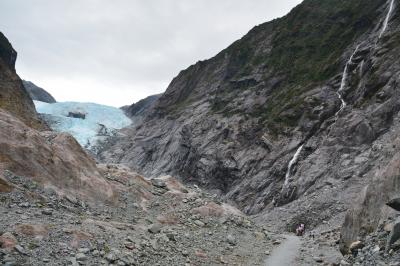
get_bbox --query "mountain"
[22,80,56,103]
[100,0,400,257]
[0,33,43,129]
[0,32,273,266]
[121,94,161,122]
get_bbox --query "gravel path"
[264,235,301,266]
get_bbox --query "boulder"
[349,241,364,252]
[0,232,17,250]
[386,198,400,212]
[0,176,13,193]
[148,224,162,234]
[386,217,400,251]
[67,111,86,119]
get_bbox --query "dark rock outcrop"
[22,80,56,103]
[0,32,43,129]
[121,94,161,123]
[68,111,86,119]
[387,198,400,211]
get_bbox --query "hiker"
[296,224,305,236]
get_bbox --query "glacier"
[34,101,131,149]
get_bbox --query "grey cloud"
[0,0,302,106]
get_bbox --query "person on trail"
[296,224,305,236]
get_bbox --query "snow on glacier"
[34,101,131,148]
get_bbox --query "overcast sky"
[0,0,302,107]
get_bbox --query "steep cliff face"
[22,80,56,103]
[0,33,43,129]
[121,94,161,124]
[101,0,400,242]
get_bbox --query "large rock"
[22,80,56,103]
[0,232,17,250]
[386,217,400,251]
[386,198,400,212]
[340,141,400,254]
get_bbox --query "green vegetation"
[211,0,386,131]
[267,0,385,84]
[163,0,387,132]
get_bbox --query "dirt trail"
[265,235,301,266]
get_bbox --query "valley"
[1,0,400,265]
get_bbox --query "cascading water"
[379,0,395,39]
[283,145,304,187]
[335,45,360,117]
[278,0,396,203]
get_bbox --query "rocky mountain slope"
[0,32,118,205]
[100,0,400,260]
[0,167,279,266]
[121,94,161,124]
[0,31,279,266]
[22,80,56,103]
[0,33,43,129]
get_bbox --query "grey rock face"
[0,33,43,129]
[121,94,161,123]
[22,80,56,103]
[99,1,400,256]
[386,217,400,251]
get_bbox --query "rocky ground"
[0,166,283,266]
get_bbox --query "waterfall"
[335,45,360,116]
[283,145,304,187]
[379,0,395,39]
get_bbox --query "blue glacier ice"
[34,101,131,149]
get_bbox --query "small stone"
[340,260,350,266]
[78,248,90,254]
[106,249,121,262]
[76,253,87,261]
[182,250,189,257]
[41,208,53,215]
[349,241,364,252]
[66,195,78,204]
[194,220,205,227]
[125,242,135,250]
[273,240,281,245]
[18,202,30,208]
[148,224,162,234]
[14,245,27,255]
[0,232,17,250]
[226,234,236,246]
[70,257,79,266]
[314,257,324,263]
[151,178,167,189]
[195,250,207,258]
